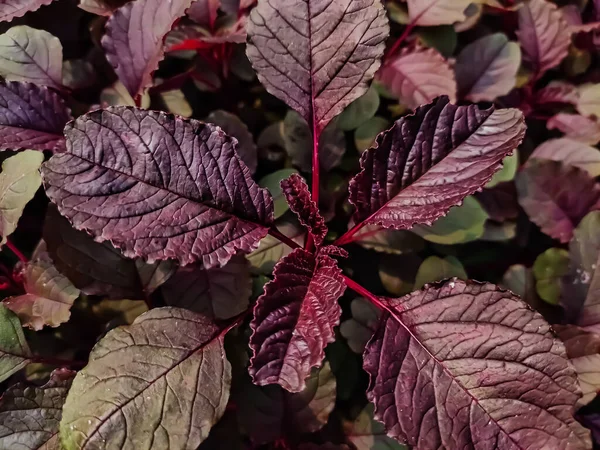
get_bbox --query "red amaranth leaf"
[0,81,70,152]
[101,0,195,99]
[348,96,525,230]
[281,174,327,247]
[364,279,591,449]
[0,368,75,449]
[516,159,600,243]
[517,0,570,78]
[246,0,389,135]
[0,0,54,22]
[536,81,580,106]
[547,114,600,145]
[41,107,274,268]
[249,248,346,392]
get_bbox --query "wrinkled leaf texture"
[0,368,75,450]
[250,247,346,392]
[60,307,231,450]
[246,0,389,134]
[281,174,327,247]
[0,0,54,23]
[378,45,456,110]
[42,107,273,267]
[102,0,195,98]
[517,0,570,77]
[516,159,600,243]
[364,279,591,449]
[43,207,175,299]
[0,81,70,152]
[349,96,525,230]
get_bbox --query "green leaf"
[337,86,380,131]
[343,404,407,450]
[353,224,424,255]
[159,88,192,117]
[4,253,80,330]
[247,220,305,274]
[59,307,231,450]
[0,305,31,383]
[485,150,519,188]
[533,248,570,305]
[100,80,150,108]
[414,255,467,289]
[0,150,43,247]
[0,26,63,89]
[413,196,489,245]
[378,254,422,296]
[340,297,380,353]
[259,169,298,219]
[577,83,600,117]
[354,116,389,153]
[0,368,75,449]
[417,25,457,58]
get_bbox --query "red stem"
[6,239,28,263]
[269,227,302,250]
[334,220,366,246]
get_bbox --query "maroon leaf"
[281,174,327,247]
[547,114,600,145]
[530,138,600,177]
[0,0,54,22]
[516,159,600,243]
[476,182,519,222]
[348,97,525,230]
[249,248,346,392]
[0,81,70,152]
[377,46,456,110]
[41,107,274,268]
[536,81,580,106]
[101,0,195,99]
[363,279,591,449]
[0,368,75,449]
[246,0,389,135]
[517,0,570,78]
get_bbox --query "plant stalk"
[5,239,28,263]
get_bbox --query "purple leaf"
[377,45,456,110]
[43,207,175,300]
[162,254,251,320]
[530,138,600,177]
[78,0,127,16]
[455,33,521,102]
[246,0,389,134]
[59,307,231,450]
[349,97,525,230]
[517,0,570,78]
[0,368,75,449]
[516,159,600,243]
[407,0,472,26]
[237,363,336,443]
[536,81,580,106]
[101,0,196,99]
[0,0,54,23]
[207,110,257,174]
[363,279,591,449]
[0,81,70,152]
[555,324,600,407]
[249,248,346,392]
[41,107,274,268]
[281,174,327,247]
[547,114,600,145]
[187,0,219,27]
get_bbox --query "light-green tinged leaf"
[352,224,424,255]
[100,80,150,108]
[4,254,80,330]
[247,220,305,274]
[259,169,298,219]
[337,86,380,131]
[407,0,472,26]
[343,404,407,450]
[414,256,467,289]
[0,305,31,383]
[0,26,63,89]
[413,196,489,245]
[486,150,519,188]
[417,25,457,57]
[340,298,380,353]
[355,117,390,153]
[0,150,44,247]
[533,248,570,305]
[59,307,231,450]
[159,88,192,117]
[577,83,600,118]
